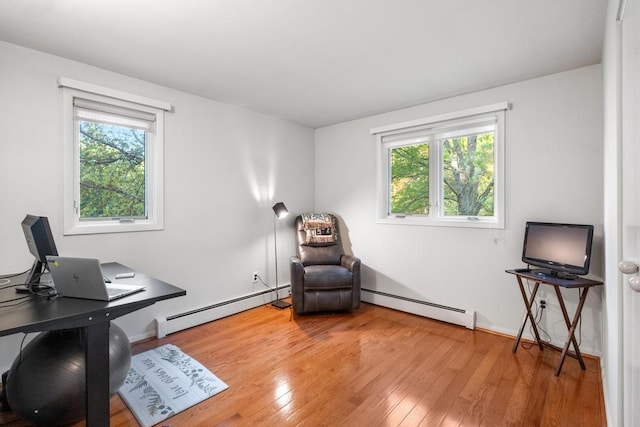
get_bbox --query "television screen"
[21,214,59,290]
[522,222,594,277]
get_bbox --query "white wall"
[315,65,604,354]
[0,41,314,372]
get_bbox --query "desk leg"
[513,278,544,352]
[554,286,588,376]
[85,321,111,427]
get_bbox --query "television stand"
[505,268,603,376]
[533,269,577,280]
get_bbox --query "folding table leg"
[513,278,544,352]
[554,286,589,376]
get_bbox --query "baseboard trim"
[361,288,475,329]
[155,285,290,338]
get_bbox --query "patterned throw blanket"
[301,213,337,245]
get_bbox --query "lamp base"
[271,299,291,309]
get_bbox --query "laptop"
[46,256,145,301]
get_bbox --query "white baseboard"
[155,285,475,340]
[361,288,475,329]
[155,286,290,338]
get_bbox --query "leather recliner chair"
[290,214,361,315]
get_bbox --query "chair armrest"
[290,256,305,314]
[290,256,304,283]
[341,254,361,310]
[341,254,360,272]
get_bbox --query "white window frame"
[372,102,510,229]
[59,77,171,235]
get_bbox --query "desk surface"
[0,262,186,337]
[505,269,603,288]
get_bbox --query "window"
[373,103,509,228]
[60,78,171,235]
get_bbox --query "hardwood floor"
[3,301,607,426]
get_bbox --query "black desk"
[0,263,186,426]
[506,269,602,376]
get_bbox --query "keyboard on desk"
[107,286,130,297]
[105,284,145,300]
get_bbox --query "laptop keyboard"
[106,286,130,297]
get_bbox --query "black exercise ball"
[5,324,131,426]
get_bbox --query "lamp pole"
[272,202,291,309]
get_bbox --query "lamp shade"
[272,202,289,219]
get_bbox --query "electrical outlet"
[252,271,259,283]
[540,299,546,309]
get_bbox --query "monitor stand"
[15,260,51,294]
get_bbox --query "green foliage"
[389,132,494,216]
[442,132,494,216]
[390,144,429,214]
[79,121,146,219]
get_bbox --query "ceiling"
[0,0,607,128]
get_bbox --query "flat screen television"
[20,214,59,292]
[521,221,594,278]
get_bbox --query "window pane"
[79,121,147,219]
[390,143,429,214]
[442,132,494,216]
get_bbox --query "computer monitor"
[20,214,59,292]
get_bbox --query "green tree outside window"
[79,121,146,219]
[390,144,429,214]
[442,132,494,216]
[389,132,494,217]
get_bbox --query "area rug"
[118,344,228,427]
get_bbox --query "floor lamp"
[272,202,291,309]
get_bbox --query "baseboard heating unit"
[155,285,290,338]
[361,288,475,329]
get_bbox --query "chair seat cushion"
[303,265,353,290]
